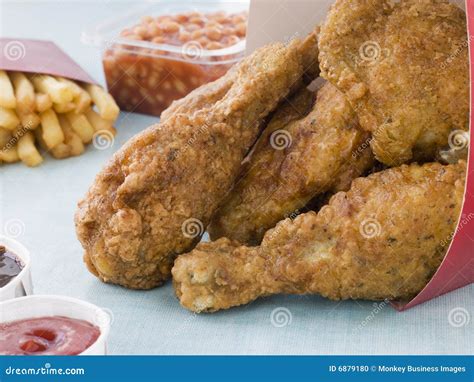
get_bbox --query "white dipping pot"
[0,295,112,355]
[0,235,33,302]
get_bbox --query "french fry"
[0,145,19,163]
[39,109,64,149]
[57,77,91,113]
[17,131,43,167]
[84,84,119,121]
[0,71,16,109]
[18,112,40,130]
[10,72,35,114]
[43,116,72,159]
[67,133,85,157]
[30,74,74,104]
[0,128,12,149]
[11,71,40,128]
[55,76,79,97]
[13,125,31,138]
[35,93,53,113]
[34,128,46,150]
[84,108,116,135]
[0,107,20,130]
[58,114,84,156]
[75,92,92,114]
[0,74,120,166]
[50,143,71,159]
[66,112,94,143]
[53,102,76,114]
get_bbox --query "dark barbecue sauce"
[0,245,23,288]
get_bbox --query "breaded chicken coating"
[318,0,469,166]
[209,82,374,245]
[75,37,319,289]
[173,161,466,312]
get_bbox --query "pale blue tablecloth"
[1,0,472,355]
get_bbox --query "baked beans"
[103,11,248,116]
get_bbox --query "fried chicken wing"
[75,37,319,289]
[173,161,466,312]
[208,82,374,245]
[318,0,469,166]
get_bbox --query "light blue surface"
[0,0,472,355]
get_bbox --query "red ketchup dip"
[0,245,23,288]
[0,316,100,355]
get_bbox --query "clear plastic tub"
[82,1,249,117]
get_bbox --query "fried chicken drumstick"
[173,161,466,312]
[75,36,319,289]
[208,82,374,245]
[318,0,469,166]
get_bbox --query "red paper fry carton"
[0,38,96,84]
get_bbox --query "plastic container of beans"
[82,2,249,117]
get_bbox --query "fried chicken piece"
[75,37,319,289]
[161,27,320,122]
[298,27,321,83]
[173,161,466,312]
[318,0,469,166]
[208,82,374,245]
